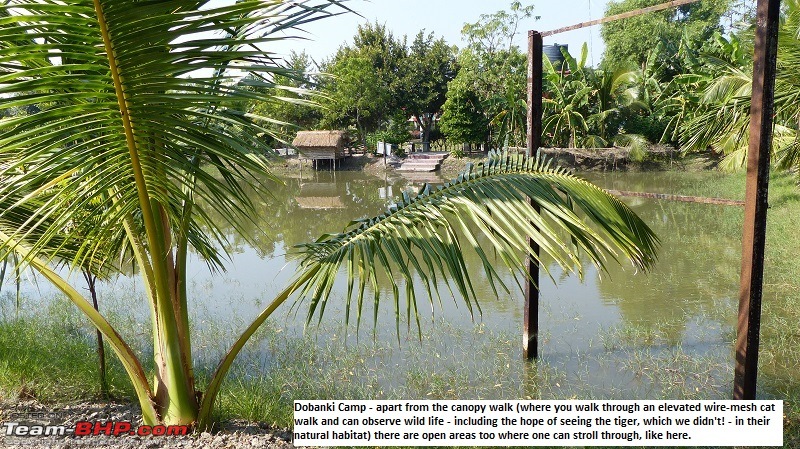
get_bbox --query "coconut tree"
[0,0,659,430]
[0,0,351,427]
[585,65,640,143]
[677,1,800,170]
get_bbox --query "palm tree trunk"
[151,208,198,425]
[94,0,198,424]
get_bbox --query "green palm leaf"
[293,151,659,332]
[201,150,659,428]
[0,0,347,271]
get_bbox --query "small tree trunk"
[83,270,108,399]
[355,111,369,153]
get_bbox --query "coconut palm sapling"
[0,0,659,430]
[0,0,351,426]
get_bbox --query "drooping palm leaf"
[201,151,659,428]
[614,133,650,162]
[293,151,659,330]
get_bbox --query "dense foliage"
[317,23,456,151]
[601,0,731,78]
[671,0,800,171]
[241,0,800,168]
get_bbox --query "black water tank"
[543,44,568,69]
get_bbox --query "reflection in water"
[585,171,740,342]
[13,169,744,398]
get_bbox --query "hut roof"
[292,130,347,149]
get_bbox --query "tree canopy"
[399,31,457,143]
[317,23,455,148]
[440,2,535,149]
[601,0,731,78]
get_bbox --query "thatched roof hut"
[292,130,347,161]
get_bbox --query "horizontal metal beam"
[542,0,702,37]
[606,190,745,207]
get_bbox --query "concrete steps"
[397,152,449,172]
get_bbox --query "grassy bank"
[1,168,798,448]
[682,170,800,447]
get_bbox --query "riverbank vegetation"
[249,0,800,176]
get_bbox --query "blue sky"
[269,0,612,67]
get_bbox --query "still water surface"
[11,168,744,398]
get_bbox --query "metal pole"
[734,0,781,400]
[524,30,543,360]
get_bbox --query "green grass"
[0,295,137,402]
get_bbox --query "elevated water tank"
[543,43,568,69]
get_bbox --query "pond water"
[6,167,745,400]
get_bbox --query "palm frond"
[200,150,660,428]
[701,72,751,104]
[582,134,608,149]
[614,133,650,162]
[292,151,659,335]
[719,145,749,172]
[0,0,348,271]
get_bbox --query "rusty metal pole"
[524,31,543,360]
[734,0,781,400]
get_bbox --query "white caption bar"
[293,400,782,446]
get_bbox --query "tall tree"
[677,1,800,171]
[439,77,489,146]
[441,2,535,149]
[398,31,457,146]
[319,22,405,145]
[320,23,455,148]
[321,55,389,149]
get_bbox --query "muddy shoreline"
[264,149,721,182]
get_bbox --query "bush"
[367,131,407,156]
[622,112,669,144]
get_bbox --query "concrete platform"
[397,152,449,172]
